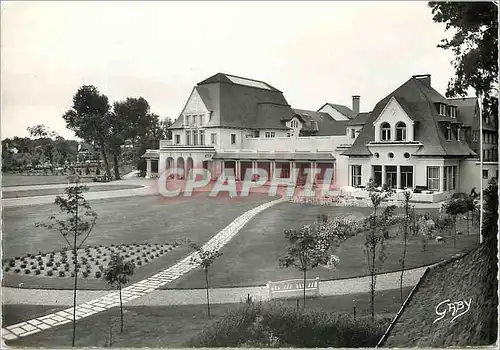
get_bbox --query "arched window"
[381,122,391,141]
[396,121,407,141]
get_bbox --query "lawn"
[2,174,94,187]
[166,202,479,289]
[2,192,276,289]
[4,287,411,347]
[2,184,143,199]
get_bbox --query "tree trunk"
[303,270,307,310]
[98,139,112,180]
[113,153,121,180]
[205,269,211,317]
[453,216,457,248]
[72,196,78,348]
[119,283,123,332]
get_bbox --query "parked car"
[93,175,110,182]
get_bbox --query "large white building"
[142,73,498,202]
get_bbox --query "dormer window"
[291,120,299,128]
[185,115,191,127]
[437,103,447,116]
[396,122,407,141]
[446,123,452,140]
[448,106,456,118]
[381,122,391,141]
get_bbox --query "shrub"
[8,259,15,267]
[95,271,102,278]
[144,258,149,263]
[55,262,61,267]
[14,268,21,273]
[71,272,75,277]
[46,262,53,267]
[187,302,390,348]
[37,256,43,261]
[59,271,65,277]
[15,256,20,260]
[38,260,44,266]
[83,272,89,278]
[35,269,41,275]
[47,270,54,276]
[5,266,10,272]
[137,260,142,266]
[155,253,159,258]
[20,263,27,268]
[24,269,31,274]
[40,266,45,271]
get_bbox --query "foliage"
[187,301,390,348]
[189,242,223,317]
[101,254,135,332]
[482,177,498,244]
[429,2,498,124]
[442,197,468,247]
[279,225,330,308]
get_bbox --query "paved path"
[1,197,285,341]
[3,265,428,306]
[2,179,157,208]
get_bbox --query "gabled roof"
[343,77,476,157]
[318,103,357,119]
[380,241,497,347]
[293,108,349,136]
[170,73,293,130]
[347,112,371,126]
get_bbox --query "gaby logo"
[156,167,338,198]
[433,298,472,324]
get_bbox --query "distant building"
[142,73,498,202]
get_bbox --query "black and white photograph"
[1,1,498,348]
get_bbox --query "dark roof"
[318,103,357,119]
[170,73,293,130]
[293,109,349,136]
[343,77,476,157]
[141,150,159,159]
[347,112,371,126]
[449,97,477,127]
[213,151,335,161]
[380,241,497,347]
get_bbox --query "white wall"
[460,159,498,194]
[242,135,350,152]
[318,105,350,121]
[373,97,414,142]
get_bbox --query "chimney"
[413,74,431,87]
[352,95,360,114]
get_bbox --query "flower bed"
[2,243,177,279]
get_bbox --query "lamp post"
[478,91,484,244]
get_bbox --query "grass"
[2,174,94,187]
[2,184,143,199]
[166,202,479,289]
[2,192,275,289]
[4,287,410,347]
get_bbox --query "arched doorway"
[166,157,174,171]
[176,157,185,179]
[186,157,194,180]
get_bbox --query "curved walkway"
[1,196,286,341]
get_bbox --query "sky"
[1,1,456,140]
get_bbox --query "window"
[448,106,456,118]
[483,169,489,179]
[351,129,356,138]
[496,170,498,179]
[381,122,391,141]
[374,152,379,158]
[193,130,198,145]
[291,120,299,128]
[186,131,191,145]
[265,131,276,139]
[199,115,203,126]
[351,165,362,187]
[385,166,397,188]
[438,104,447,116]
[230,133,236,144]
[175,134,180,145]
[185,115,191,127]
[287,132,291,137]
[211,133,217,145]
[199,130,205,145]
[452,165,457,189]
[192,115,197,127]
[388,152,394,159]
[457,127,462,142]
[372,165,382,187]
[443,166,448,191]
[446,124,452,140]
[254,130,260,138]
[427,166,440,191]
[400,166,413,189]
[395,122,407,141]
[404,152,410,159]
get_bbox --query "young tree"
[364,179,394,320]
[399,190,412,303]
[62,85,113,180]
[189,243,223,317]
[279,224,329,309]
[482,177,498,245]
[35,176,98,347]
[429,2,498,124]
[101,254,135,332]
